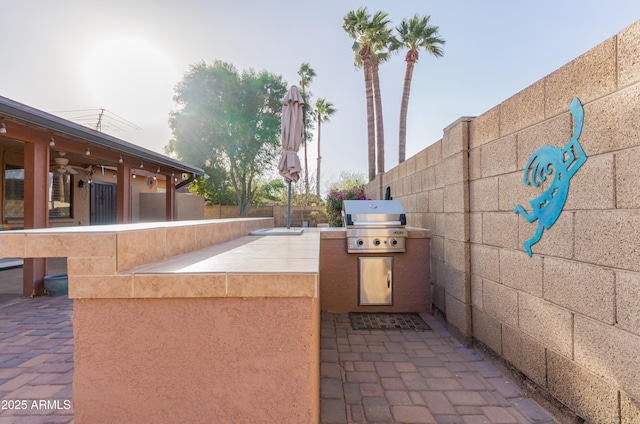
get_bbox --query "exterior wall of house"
[0,147,196,227]
[364,20,640,423]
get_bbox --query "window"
[4,165,24,219]
[48,172,72,218]
[3,165,72,219]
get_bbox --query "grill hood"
[342,200,406,228]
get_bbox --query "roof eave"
[0,95,204,176]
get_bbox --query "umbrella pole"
[287,181,292,229]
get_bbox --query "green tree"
[298,63,316,204]
[252,178,287,206]
[189,162,236,205]
[370,25,399,175]
[344,8,395,180]
[397,14,445,163]
[167,60,287,216]
[343,8,377,181]
[315,98,336,205]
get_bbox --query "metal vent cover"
[349,312,430,331]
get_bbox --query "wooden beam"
[166,173,176,221]
[23,140,49,296]
[117,163,132,223]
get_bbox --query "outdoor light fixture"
[156,165,160,173]
[132,172,136,179]
[0,120,6,134]
[118,155,123,163]
[49,134,55,147]
[153,175,157,181]
[85,147,91,156]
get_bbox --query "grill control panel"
[346,229,407,253]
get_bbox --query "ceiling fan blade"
[65,166,79,175]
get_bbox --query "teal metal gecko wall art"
[513,97,588,257]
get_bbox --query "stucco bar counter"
[0,218,321,423]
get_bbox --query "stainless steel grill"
[342,200,407,253]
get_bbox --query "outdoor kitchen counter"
[0,219,321,424]
[71,229,319,424]
[116,229,320,298]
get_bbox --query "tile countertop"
[60,226,429,300]
[104,229,321,300]
[126,230,320,275]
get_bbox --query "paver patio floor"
[0,296,74,424]
[320,312,557,424]
[0,291,557,423]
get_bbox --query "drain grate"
[349,312,430,331]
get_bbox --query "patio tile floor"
[320,312,558,424]
[0,295,74,424]
[0,293,558,423]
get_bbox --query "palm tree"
[397,14,445,163]
[315,98,336,205]
[298,63,316,203]
[370,28,399,175]
[343,7,378,181]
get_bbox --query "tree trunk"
[316,115,322,205]
[361,47,376,182]
[304,138,309,204]
[399,49,418,164]
[372,59,385,175]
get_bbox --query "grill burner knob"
[373,239,381,246]
[390,238,398,246]
[357,239,364,246]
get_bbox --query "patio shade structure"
[278,85,305,229]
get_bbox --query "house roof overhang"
[0,95,204,177]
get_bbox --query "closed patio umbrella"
[278,85,305,228]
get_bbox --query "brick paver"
[0,293,558,424]
[0,296,74,423]
[320,312,557,424]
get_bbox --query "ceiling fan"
[50,152,83,175]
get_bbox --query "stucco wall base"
[73,297,320,424]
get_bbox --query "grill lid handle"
[352,221,403,226]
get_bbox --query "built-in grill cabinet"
[358,257,393,305]
[342,200,408,306]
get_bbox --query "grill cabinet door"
[358,257,393,305]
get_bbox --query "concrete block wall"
[204,205,328,227]
[365,19,640,423]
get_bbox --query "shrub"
[325,185,367,227]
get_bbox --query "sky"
[2,1,639,192]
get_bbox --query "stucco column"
[117,163,131,224]
[165,174,176,221]
[22,141,49,297]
